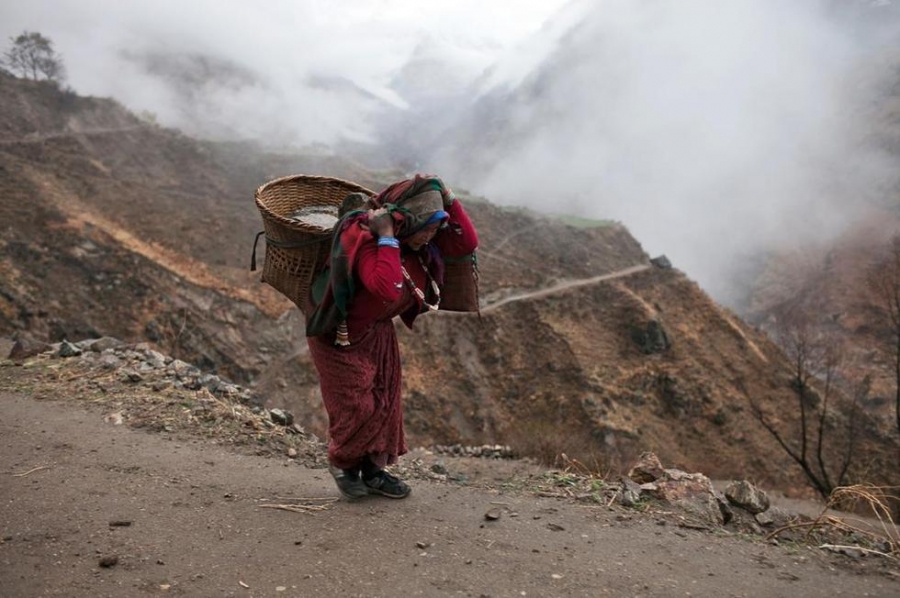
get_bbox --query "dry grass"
[505,417,616,474]
[820,485,899,558]
[519,454,615,503]
[767,484,899,561]
[258,496,338,514]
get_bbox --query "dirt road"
[480,265,651,313]
[1,392,896,597]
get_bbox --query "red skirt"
[307,320,407,469]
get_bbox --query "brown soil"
[2,391,898,598]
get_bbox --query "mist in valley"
[2,0,900,305]
[426,0,900,305]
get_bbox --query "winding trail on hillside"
[475,224,547,268]
[490,223,544,253]
[472,263,771,364]
[478,264,651,314]
[0,125,152,145]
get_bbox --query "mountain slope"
[0,73,889,491]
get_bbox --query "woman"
[306,175,479,499]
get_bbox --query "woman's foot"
[328,464,369,499]
[362,470,411,499]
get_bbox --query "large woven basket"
[253,174,375,312]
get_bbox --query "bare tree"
[3,31,66,83]
[750,314,864,500]
[867,233,900,438]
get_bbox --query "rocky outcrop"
[628,452,666,483]
[630,319,671,354]
[641,469,732,527]
[620,453,781,529]
[2,335,325,468]
[8,336,51,361]
[3,335,294,418]
[725,480,771,515]
[57,340,82,358]
[650,255,672,269]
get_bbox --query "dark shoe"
[363,470,411,499]
[328,464,368,499]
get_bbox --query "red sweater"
[345,199,478,339]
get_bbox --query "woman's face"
[404,223,441,250]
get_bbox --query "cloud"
[3,0,897,306]
[0,0,567,145]
[431,0,900,304]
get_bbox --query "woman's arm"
[354,235,404,303]
[434,199,479,257]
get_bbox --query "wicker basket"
[440,253,480,312]
[253,174,375,312]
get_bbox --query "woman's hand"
[368,208,395,238]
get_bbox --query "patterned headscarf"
[370,175,452,238]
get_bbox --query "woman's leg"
[307,322,408,498]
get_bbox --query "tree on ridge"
[3,31,66,84]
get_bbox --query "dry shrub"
[505,417,586,469]
[558,452,612,480]
[504,418,620,474]
[767,484,899,561]
[821,485,899,558]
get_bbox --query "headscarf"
[370,175,452,238]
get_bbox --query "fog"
[2,0,899,304]
[428,0,900,304]
[0,1,563,144]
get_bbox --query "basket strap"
[443,254,473,264]
[250,230,331,271]
[443,252,479,270]
[250,231,264,271]
[265,235,331,249]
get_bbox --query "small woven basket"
[440,254,480,312]
[253,174,375,312]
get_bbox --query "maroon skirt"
[307,319,407,470]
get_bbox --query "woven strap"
[442,253,477,265]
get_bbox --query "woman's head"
[398,190,447,246]
[404,221,441,250]
[371,175,452,241]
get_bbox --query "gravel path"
[480,265,651,313]
[1,392,897,597]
